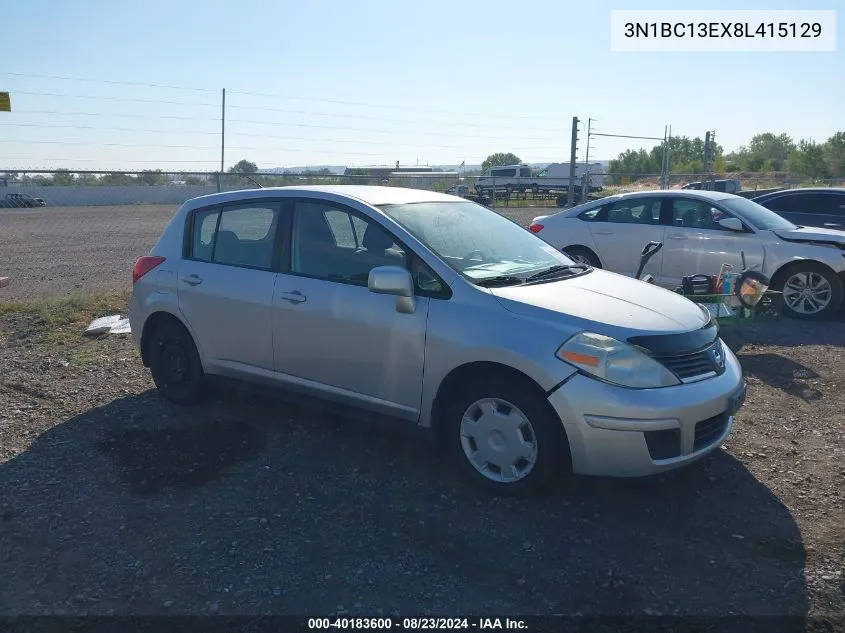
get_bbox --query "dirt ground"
[0,295,843,620]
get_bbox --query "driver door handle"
[668,235,688,241]
[279,290,307,305]
[593,230,613,235]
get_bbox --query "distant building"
[344,164,435,178]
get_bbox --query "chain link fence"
[2,168,844,301]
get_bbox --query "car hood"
[488,269,709,338]
[773,226,845,244]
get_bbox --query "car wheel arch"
[140,310,199,368]
[562,245,602,268]
[430,361,565,446]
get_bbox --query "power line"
[0,122,219,136]
[227,88,552,121]
[226,118,555,141]
[14,91,218,107]
[0,71,219,92]
[226,103,566,133]
[15,109,219,122]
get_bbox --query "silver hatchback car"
[129,186,746,495]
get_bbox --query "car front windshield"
[379,201,577,282]
[721,196,797,231]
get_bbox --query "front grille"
[656,340,724,381]
[694,414,729,452]
[644,429,681,460]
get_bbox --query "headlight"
[556,332,681,389]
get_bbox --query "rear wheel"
[443,373,571,496]
[148,320,205,406]
[777,263,842,320]
[563,246,601,268]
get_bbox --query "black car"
[751,187,845,231]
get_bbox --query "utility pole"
[567,116,579,207]
[582,118,594,203]
[704,130,716,188]
[220,88,226,173]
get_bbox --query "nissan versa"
[128,186,746,495]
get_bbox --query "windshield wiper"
[474,275,525,287]
[524,264,588,282]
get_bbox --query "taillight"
[132,256,166,283]
[528,223,544,233]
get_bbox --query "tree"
[789,140,829,179]
[52,169,75,186]
[481,153,522,172]
[822,132,845,178]
[228,159,258,174]
[139,169,169,186]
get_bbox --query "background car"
[751,187,845,231]
[530,190,845,320]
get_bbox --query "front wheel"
[778,263,843,320]
[444,374,571,496]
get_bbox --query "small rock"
[516,578,526,586]
[731,534,745,540]
[259,518,268,525]
[163,601,174,608]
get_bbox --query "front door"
[586,196,666,277]
[177,200,283,373]
[659,197,765,289]
[271,199,429,421]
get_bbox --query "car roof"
[754,187,845,198]
[182,185,460,210]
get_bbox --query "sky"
[0,0,843,172]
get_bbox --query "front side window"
[292,201,406,284]
[379,201,578,283]
[671,199,734,231]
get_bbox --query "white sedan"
[530,190,845,320]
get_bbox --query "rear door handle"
[279,290,307,305]
[668,235,688,241]
[593,230,613,235]
[182,274,203,286]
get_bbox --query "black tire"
[563,246,601,268]
[775,262,843,320]
[442,373,571,496]
[148,319,205,406]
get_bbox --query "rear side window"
[519,167,532,177]
[491,168,516,177]
[191,207,219,262]
[188,202,281,270]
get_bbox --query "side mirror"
[718,217,745,232]
[368,266,416,314]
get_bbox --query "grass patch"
[0,291,131,346]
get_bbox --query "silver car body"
[129,186,744,478]
[532,190,845,291]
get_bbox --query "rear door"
[659,197,765,289]
[584,196,666,277]
[177,200,284,374]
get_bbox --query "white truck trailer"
[474,162,604,202]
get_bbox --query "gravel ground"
[0,203,548,301]
[0,296,843,619]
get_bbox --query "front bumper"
[547,346,744,477]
